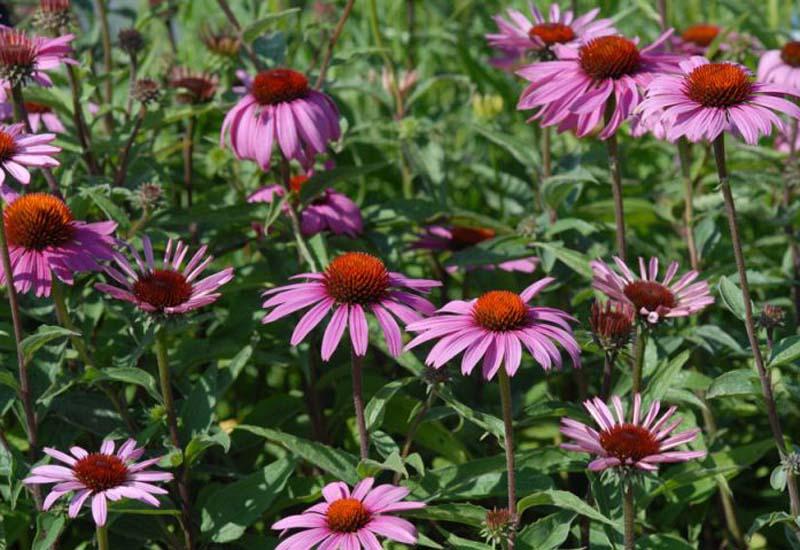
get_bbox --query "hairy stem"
[393,385,437,484]
[632,326,647,394]
[713,135,800,519]
[605,130,627,261]
[623,483,635,550]
[678,139,699,270]
[126,54,139,121]
[96,524,109,550]
[314,0,356,89]
[600,350,618,400]
[279,155,318,272]
[351,349,369,460]
[154,329,195,550]
[498,369,517,548]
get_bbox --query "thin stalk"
[303,340,327,444]
[631,326,647,394]
[785,118,800,325]
[278,155,318,272]
[314,0,355,89]
[678,139,699,270]
[215,0,266,71]
[623,483,635,550]
[600,350,618,400]
[393,385,437,484]
[95,0,115,134]
[713,135,800,519]
[498,369,517,548]
[114,106,147,186]
[182,117,195,207]
[542,126,557,223]
[605,127,627,261]
[0,200,41,509]
[65,64,100,174]
[97,524,109,550]
[10,85,61,197]
[351,350,369,460]
[154,329,196,550]
[125,54,139,121]
[657,0,668,31]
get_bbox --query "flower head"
[0,123,60,186]
[262,252,440,360]
[248,174,363,238]
[673,24,720,55]
[480,507,514,547]
[133,78,161,106]
[591,256,713,325]
[0,26,75,88]
[220,68,341,170]
[639,56,800,144]
[168,67,219,104]
[24,439,173,526]
[96,236,234,315]
[0,88,64,133]
[486,4,615,63]
[118,28,145,56]
[34,0,73,35]
[0,192,115,297]
[405,278,580,379]
[517,32,678,139]
[411,224,539,273]
[271,477,425,550]
[200,25,240,58]
[758,42,800,90]
[561,394,706,471]
[590,300,635,352]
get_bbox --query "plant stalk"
[350,349,369,460]
[95,0,115,134]
[623,483,635,550]
[605,128,627,261]
[314,0,356,89]
[600,350,618,400]
[215,0,266,71]
[278,155,318,272]
[97,524,109,550]
[114,106,147,186]
[678,139,700,270]
[182,116,195,207]
[632,325,647,394]
[498,369,517,548]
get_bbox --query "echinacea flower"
[0,192,115,297]
[591,256,713,324]
[638,56,800,144]
[405,278,580,379]
[411,224,539,273]
[0,123,60,186]
[671,24,721,56]
[486,4,615,59]
[168,67,219,104]
[589,300,635,352]
[517,32,678,139]
[774,121,800,154]
[96,236,234,315]
[221,68,341,169]
[271,477,425,550]
[248,174,363,238]
[0,26,75,87]
[561,393,706,471]
[0,88,64,133]
[758,41,800,90]
[261,252,440,360]
[23,439,173,526]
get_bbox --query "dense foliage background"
[4,0,800,548]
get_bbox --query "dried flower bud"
[200,26,241,58]
[168,67,219,104]
[134,182,163,210]
[759,304,786,330]
[783,451,800,475]
[515,216,538,238]
[480,507,513,547]
[133,78,161,106]
[34,0,72,34]
[590,301,635,352]
[118,28,145,56]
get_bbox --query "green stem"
[678,139,699,270]
[623,483,635,550]
[183,116,195,207]
[278,155,318,272]
[97,524,109,550]
[154,329,196,550]
[95,0,114,134]
[498,369,517,549]
[351,349,369,460]
[632,326,647,394]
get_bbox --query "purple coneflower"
[0,26,75,87]
[168,67,219,104]
[23,439,173,526]
[262,251,440,360]
[248,173,363,238]
[271,477,425,550]
[517,32,678,139]
[0,123,60,185]
[96,236,234,315]
[758,41,800,90]
[638,56,800,144]
[591,256,713,325]
[405,278,580,379]
[0,192,115,297]
[671,24,721,56]
[561,393,706,471]
[221,68,340,169]
[0,88,64,132]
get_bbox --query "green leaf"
[79,186,131,229]
[32,513,65,550]
[299,163,387,204]
[365,379,411,430]
[747,511,798,539]
[646,350,690,402]
[517,511,575,550]
[404,503,488,525]
[236,425,359,484]
[769,335,800,366]
[21,325,77,361]
[472,123,539,168]
[200,457,294,543]
[185,429,231,466]
[89,367,162,402]
[437,387,504,439]
[517,489,617,527]
[771,464,788,492]
[533,241,593,279]
[718,276,748,321]
[706,369,760,399]
[242,8,301,43]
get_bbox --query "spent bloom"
[589,300,635,352]
[261,252,440,360]
[0,192,116,297]
[96,236,234,315]
[168,67,219,104]
[0,26,75,87]
[758,41,800,90]
[248,173,363,238]
[561,393,706,472]
[638,56,800,144]
[591,256,713,325]
[271,477,425,550]
[221,68,341,170]
[405,278,580,380]
[411,224,539,273]
[0,123,60,186]
[517,32,678,139]
[24,439,173,526]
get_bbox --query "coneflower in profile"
[0,26,75,87]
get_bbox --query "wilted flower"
[168,67,218,104]
[24,439,172,527]
[759,304,786,330]
[118,28,145,56]
[133,182,164,210]
[381,67,418,98]
[200,25,240,58]
[590,300,635,352]
[271,477,425,550]
[133,78,161,105]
